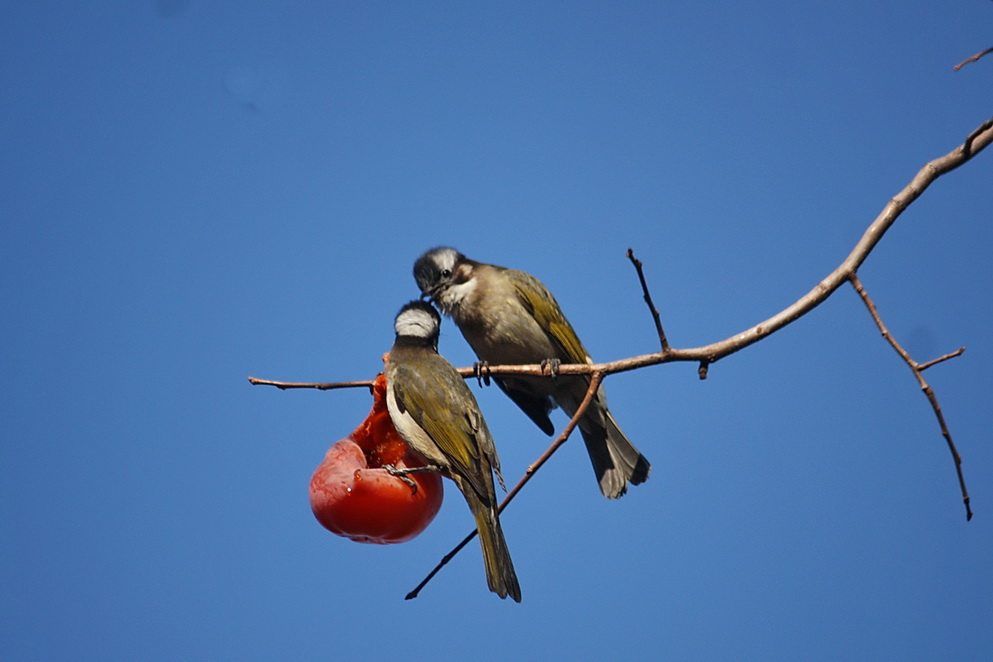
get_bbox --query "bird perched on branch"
[385,300,521,602]
[413,247,651,499]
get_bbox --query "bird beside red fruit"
[309,371,443,545]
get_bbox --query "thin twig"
[849,274,971,521]
[627,248,670,351]
[953,46,993,71]
[247,376,375,391]
[405,372,606,600]
[918,347,965,372]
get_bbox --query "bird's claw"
[382,464,419,494]
[382,464,444,495]
[473,360,492,386]
[540,358,561,378]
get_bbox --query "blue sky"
[3,2,992,660]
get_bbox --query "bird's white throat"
[436,277,477,315]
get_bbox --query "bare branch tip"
[953,46,993,71]
[626,247,642,267]
[918,346,966,372]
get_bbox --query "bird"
[384,300,521,602]
[413,247,651,499]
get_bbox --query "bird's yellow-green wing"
[510,268,590,364]
[391,357,493,498]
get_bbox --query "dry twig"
[247,376,374,391]
[849,275,971,520]
[626,248,669,351]
[953,46,993,71]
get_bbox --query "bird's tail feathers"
[579,406,651,499]
[467,494,521,602]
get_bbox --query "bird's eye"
[440,269,452,279]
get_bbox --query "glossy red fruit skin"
[309,370,443,544]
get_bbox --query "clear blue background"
[3,2,991,660]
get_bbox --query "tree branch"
[918,348,966,372]
[250,115,993,392]
[626,248,669,351]
[849,274,971,520]
[953,46,993,71]
[249,114,991,595]
[247,376,374,391]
